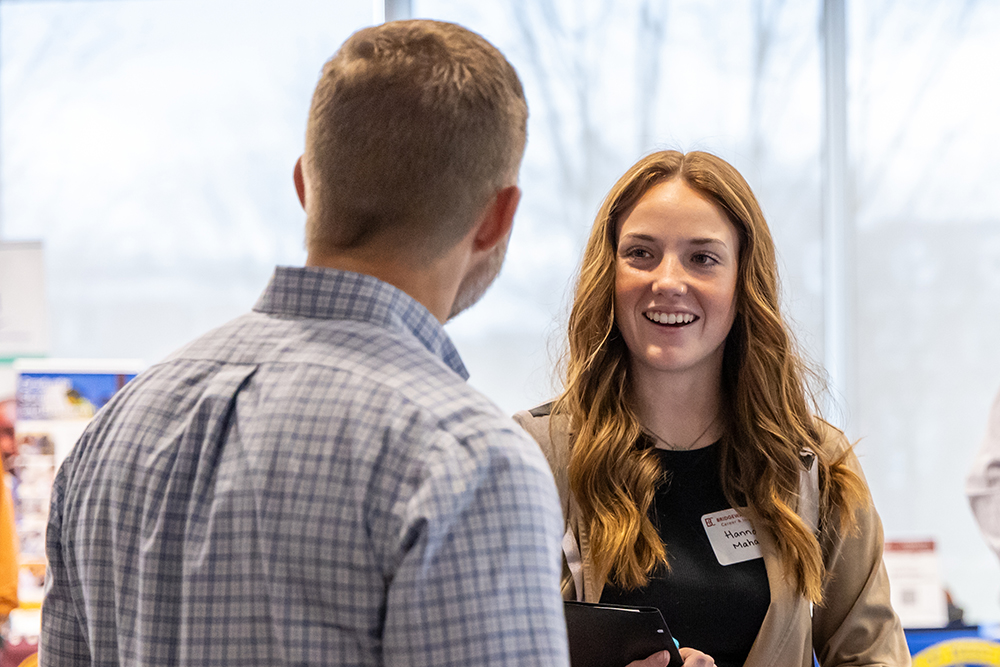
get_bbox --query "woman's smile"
[643,311,697,325]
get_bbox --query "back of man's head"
[303,20,528,264]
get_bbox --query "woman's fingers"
[679,646,715,666]
[625,650,672,667]
[623,647,716,667]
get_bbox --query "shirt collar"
[253,266,469,379]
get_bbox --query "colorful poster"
[16,371,134,421]
[10,359,142,630]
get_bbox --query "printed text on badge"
[702,508,764,566]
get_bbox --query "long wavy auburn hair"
[553,150,868,604]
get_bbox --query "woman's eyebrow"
[689,237,729,248]
[619,232,657,242]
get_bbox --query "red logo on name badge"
[705,518,714,527]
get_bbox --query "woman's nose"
[650,257,688,295]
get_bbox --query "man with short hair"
[41,20,569,667]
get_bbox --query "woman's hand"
[625,647,715,667]
[678,647,715,666]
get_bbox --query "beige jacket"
[513,407,910,667]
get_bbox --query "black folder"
[563,601,684,667]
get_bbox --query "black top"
[599,443,770,667]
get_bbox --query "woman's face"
[614,178,740,382]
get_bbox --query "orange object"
[0,477,19,618]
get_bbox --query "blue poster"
[16,372,136,421]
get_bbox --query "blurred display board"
[885,538,949,629]
[9,358,141,641]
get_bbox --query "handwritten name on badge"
[702,508,763,566]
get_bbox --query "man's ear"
[294,156,307,209]
[472,185,521,252]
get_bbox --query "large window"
[850,0,1000,626]
[1,0,370,362]
[426,0,825,412]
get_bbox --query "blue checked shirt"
[42,266,569,667]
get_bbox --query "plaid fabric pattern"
[41,266,569,667]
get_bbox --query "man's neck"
[305,247,467,324]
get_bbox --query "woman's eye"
[691,253,718,265]
[623,247,652,259]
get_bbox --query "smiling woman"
[613,178,740,390]
[515,150,911,667]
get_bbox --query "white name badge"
[701,508,763,566]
